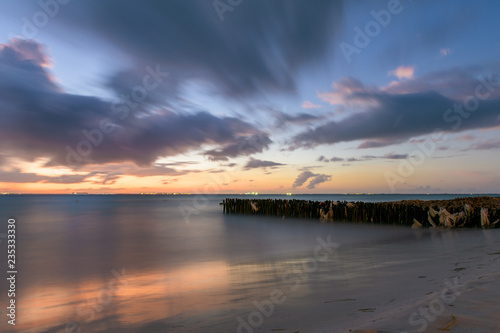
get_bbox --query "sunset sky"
[0,0,499,194]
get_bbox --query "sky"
[0,0,499,194]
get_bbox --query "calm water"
[0,194,499,333]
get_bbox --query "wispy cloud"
[243,158,285,170]
[302,101,322,109]
[317,153,409,163]
[0,169,120,184]
[52,1,344,98]
[440,48,451,56]
[469,138,500,150]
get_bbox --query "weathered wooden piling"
[220,197,500,228]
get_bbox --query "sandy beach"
[217,226,500,333]
[349,272,500,333]
[316,228,500,333]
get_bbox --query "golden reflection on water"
[16,253,353,333]
[17,261,231,332]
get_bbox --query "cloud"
[292,171,315,188]
[54,1,344,97]
[382,68,500,100]
[455,134,476,141]
[0,39,58,92]
[261,106,323,130]
[243,158,284,170]
[470,138,500,150]
[412,185,442,193]
[1,39,52,68]
[357,139,406,149]
[155,161,199,167]
[382,153,410,160]
[94,172,122,185]
[318,77,372,105]
[292,170,331,189]
[124,166,193,177]
[204,134,272,161]
[302,101,322,109]
[293,71,500,149]
[0,169,118,184]
[440,48,451,56]
[0,39,272,167]
[317,153,408,164]
[307,174,331,189]
[388,66,415,80]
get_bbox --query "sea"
[0,193,499,333]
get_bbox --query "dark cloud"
[243,158,284,170]
[382,153,410,160]
[124,166,193,177]
[357,139,406,149]
[292,170,331,189]
[266,107,323,129]
[105,67,180,109]
[321,153,408,163]
[1,39,52,67]
[204,134,272,162]
[155,161,199,167]
[0,40,58,93]
[0,40,271,167]
[294,72,500,149]
[55,0,344,98]
[292,171,315,188]
[307,174,331,189]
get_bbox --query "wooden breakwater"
[220,197,500,228]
